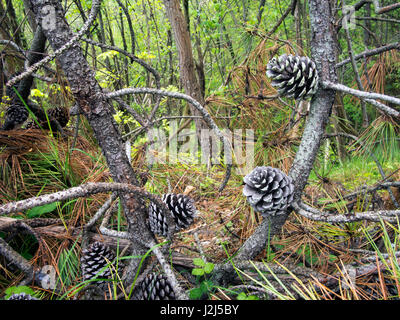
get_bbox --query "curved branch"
[364,97,400,118]
[107,87,232,191]
[0,237,34,285]
[81,37,161,88]
[80,37,162,123]
[0,39,27,55]
[115,0,135,55]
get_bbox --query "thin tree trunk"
[163,0,207,138]
[17,25,46,101]
[23,0,38,32]
[228,0,339,263]
[294,0,304,51]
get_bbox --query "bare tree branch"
[293,200,400,223]
[336,42,400,68]
[266,0,297,36]
[7,0,101,88]
[107,87,233,192]
[342,0,369,127]
[370,0,400,14]
[322,81,400,107]
[0,237,34,285]
[0,182,177,241]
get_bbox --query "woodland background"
[0,0,399,300]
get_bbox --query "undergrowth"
[1,41,400,301]
[1,126,400,300]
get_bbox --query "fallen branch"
[0,216,130,249]
[0,237,34,285]
[0,182,177,240]
[292,200,400,223]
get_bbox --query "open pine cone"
[243,166,294,217]
[149,193,196,237]
[80,242,115,285]
[135,273,176,300]
[266,54,319,100]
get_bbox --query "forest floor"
[1,126,400,300]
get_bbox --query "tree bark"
[228,0,339,263]
[17,25,46,101]
[28,0,152,284]
[162,0,207,136]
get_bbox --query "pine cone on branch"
[243,166,294,217]
[266,54,319,100]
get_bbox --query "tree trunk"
[23,0,38,32]
[162,0,207,137]
[17,25,46,101]
[29,0,152,284]
[228,0,339,263]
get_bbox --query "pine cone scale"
[135,273,176,300]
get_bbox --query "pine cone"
[2,99,29,130]
[25,106,69,130]
[149,201,169,237]
[80,242,115,285]
[149,193,197,237]
[7,293,38,300]
[243,166,294,216]
[266,54,319,100]
[135,273,176,300]
[48,106,70,128]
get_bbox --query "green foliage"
[57,247,81,291]
[188,280,214,300]
[4,286,38,300]
[192,258,215,276]
[1,0,400,301]
[189,258,216,299]
[236,292,259,300]
[26,202,60,218]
